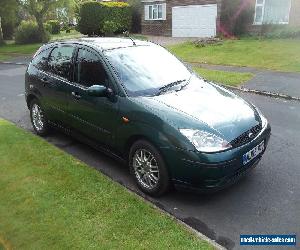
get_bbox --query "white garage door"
[172,4,217,38]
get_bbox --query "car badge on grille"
[248,132,254,139]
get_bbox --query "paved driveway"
[0,64,299,250]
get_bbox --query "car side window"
[31,48,51,71]
[75,48,109,88]
[48,46,74,80]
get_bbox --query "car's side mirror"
[87,85,108,97]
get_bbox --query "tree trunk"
[0,17,4,45]
[35,15,47,42]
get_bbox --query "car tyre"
[129,140,170,197]
[30,98,50,136]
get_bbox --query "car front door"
[67,47,120,148]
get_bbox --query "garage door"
[172,4,217,38]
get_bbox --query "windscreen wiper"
[156,79,187,96]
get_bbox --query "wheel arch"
[124,134,156,163]
[26,94,38,109]
[124,134,173,176]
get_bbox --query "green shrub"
[128,0,141,33]
[220,0,254,36]
[102,20,118,36]
[44,22,52,33]
[259,25,300,39]
[15,20,50,44]
[46,20,60,34]
[78,1,132,36]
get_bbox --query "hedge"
[77,1,132,36]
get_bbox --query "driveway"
[0,63,299,250]
[196,63,300,98]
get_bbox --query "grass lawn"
[168,39,300,73]
[193,67,254,87]
[50,29,84,41]
[0,30,84,61]
[0,43,41,60]
[0,119,213,250]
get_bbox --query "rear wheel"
[129,140,170,196]
[30,99,50,136]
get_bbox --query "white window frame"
[254,0,266,25]
[147,4,163,20]
[254,0,292,25]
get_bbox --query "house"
[141,0,222,37]
[141,0,300,37]
[251,0,300,32]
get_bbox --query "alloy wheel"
[132,149,160,190]
[31,103,44,132]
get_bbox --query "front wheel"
[30,99,50,136]
[129,140,170,197]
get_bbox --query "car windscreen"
[104,45,191,96]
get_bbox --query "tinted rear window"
[31,47,51,71]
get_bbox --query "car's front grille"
[230,124,262,148]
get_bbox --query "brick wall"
[141,0,222,36]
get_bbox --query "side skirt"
[48,120,127,165]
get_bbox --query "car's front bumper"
[161,123,271,192]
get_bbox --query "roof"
[48,37,152,51]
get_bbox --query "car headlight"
[179,129,232,153]
[253,105,267,128]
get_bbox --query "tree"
[0,17,4,45]
[128,0,141,33]
[17,0,69,42]
[220,0,254,37]
[0,0,18,39]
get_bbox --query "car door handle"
[71,92,81,99]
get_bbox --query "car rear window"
[31,47,51,71]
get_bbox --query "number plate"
[243,141,265,165]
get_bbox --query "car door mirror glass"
[87,85,107,97]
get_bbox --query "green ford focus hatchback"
[25,38,271,196]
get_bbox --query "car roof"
[46,37,153,51]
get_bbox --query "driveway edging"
[127,189,226,250]
[0,61,28,66]
[221,84,300,102]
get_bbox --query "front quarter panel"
[114,97,194,160]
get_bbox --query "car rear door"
[67,46,120,148]
[43,45,76,124]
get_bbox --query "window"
[48,46,74,80]
[254,0,265,24]
[254,0,291,25]
[145,4,165,20]
[32,48,51,71]
[75,49,108,88]
[104,45,191,96]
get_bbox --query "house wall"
[246,0,300,34]
[289,0,300,26]
[248,0,300,25]
[141,0,222,36]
